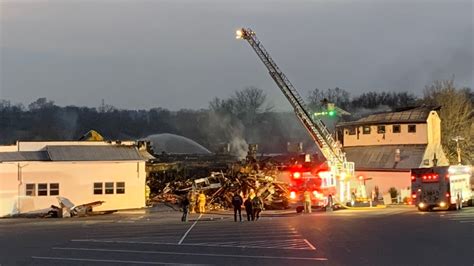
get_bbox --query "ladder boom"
[236,28,343,163]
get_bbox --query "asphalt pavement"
[0,206,473,265]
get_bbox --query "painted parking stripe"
[52,247,328,260]
[32,256,205,265]
[178,213,202,244]
[68,239,316,250]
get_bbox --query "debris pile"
[150,164,290,210]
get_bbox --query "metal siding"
[345,145,426,170]
[46,146,145,161]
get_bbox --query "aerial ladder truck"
[236,28,355,204]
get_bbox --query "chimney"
[395,149,401,162]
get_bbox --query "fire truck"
[284,162,337,209]
[411,165,473,211]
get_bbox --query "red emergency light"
[411,175,416,181]
[421,173,439,182]
[411,194,417,199]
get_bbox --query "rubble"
[146,143,302,211]
[149,162,290,211]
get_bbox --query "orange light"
[358,176,363,180]
[412,194,417,199]
[293,172,301,179]
[290,191,296,199]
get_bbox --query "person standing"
[303,190,312,213]
[189,190,197,214]
[252,194,263,221]
[198,192,206,213]
[244,196,253,221]
[181,196,190,222]
[232,192,243,222]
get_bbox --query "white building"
[0,141,151,217]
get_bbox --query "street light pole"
[452,136,465,165]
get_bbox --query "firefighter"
[181,195,190,222]
[232,192,243,222]
[252,194,264,221]
[198,192,206,213]
[244,196,254,221]
[303,190,312,213]
[189,190,197,214]
[456,192,462,210]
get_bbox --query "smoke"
[348,105,392,120]
[229,136,248,159]
[206,110,248,159]
[56,108,79,140]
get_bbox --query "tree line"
[0,80,472,164]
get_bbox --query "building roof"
[344,144,426,171]
[337,106,439,127]
[46,145,145,161]
[0,145,148,162]
[0,151,49,162]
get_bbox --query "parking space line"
[52,247,328,261]
[304,239,316,250]
[66,239,315,250]
[31,256,205,265]
[178,213,202,244]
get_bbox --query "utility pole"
[452,136,465,165]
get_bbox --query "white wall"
[352,170,411,197]
[0,160,146,217]
[0,163,20,217]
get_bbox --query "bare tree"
[423,79,474,164]
[308,87,350,110]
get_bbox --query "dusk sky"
[1,0,472,110]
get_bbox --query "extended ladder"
[236,28,344,163]
[236,28,354,202]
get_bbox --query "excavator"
[236,28,355,204]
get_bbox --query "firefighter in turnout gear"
[304,190,312,213]
[198,192,206,213]
[252,194,264,221]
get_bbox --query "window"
[49,183,59,196]
[348,127,356,135]
[26,184,35,196]
[363,126,371,134]
[393,125,401,133]
[38,183,48,196]
[116,182,125,194]
[105,182,114,194]
[408,124,416,133]
[377,125,385,134]
[94,182,103,195]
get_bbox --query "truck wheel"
[467,199,473,207]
